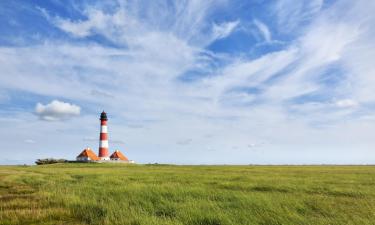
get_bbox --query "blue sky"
[1,0,375,164]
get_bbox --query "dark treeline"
[35,158,67,165]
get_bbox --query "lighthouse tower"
[98,111,110,160]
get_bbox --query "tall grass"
[1,164,374,224]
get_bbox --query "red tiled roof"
[110,150,129,161]
[77,148,100,161]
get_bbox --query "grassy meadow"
[0,164,374,225]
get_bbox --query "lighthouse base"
[99,157,110,160]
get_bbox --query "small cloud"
[35,100,80,121]
[253,19,272,43]
[212,20,240,40]
[335,99,359,108]
[53,13,99,38]
[248,143,257,148]
[177,138,193,145]
[39,6,103,38]
[248,142,266,149]
[90,89,114,98]
[230,143,264,151]
[83,137,97,142]
[24,139,35,144]
[112,139,125,144]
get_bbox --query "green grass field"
[0,164,374,225]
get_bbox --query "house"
[75,148,132,163]
[110,150,129,161]
[76,148,100,161]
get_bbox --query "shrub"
[35,158,67,165]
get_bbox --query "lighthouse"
[75,111,134,163]
[98,111,110,160]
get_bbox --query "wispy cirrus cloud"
[212,20,240,40]
[274,0,324,34]
[253,19,272,43]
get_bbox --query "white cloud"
[90,89,114,98]
[253,19,271,43]
[47,1,230,48]
[50,9,110,38]
[262,0,365,105]
[24,139,36,144]
[335,99,359,108]
[212,20,239,40]
[176,138,193,145]
[35,100,81,121]
[202,47,298,100]
[274,0,323,33]
[55,19,92,37]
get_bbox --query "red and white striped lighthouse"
[98,111,110,160]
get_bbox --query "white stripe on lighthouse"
[99,140,108,148]
[100,126,108,133]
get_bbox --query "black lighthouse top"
[100,111,108,121]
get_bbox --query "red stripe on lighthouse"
[100,133,108,140]
[99,147,109,157]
